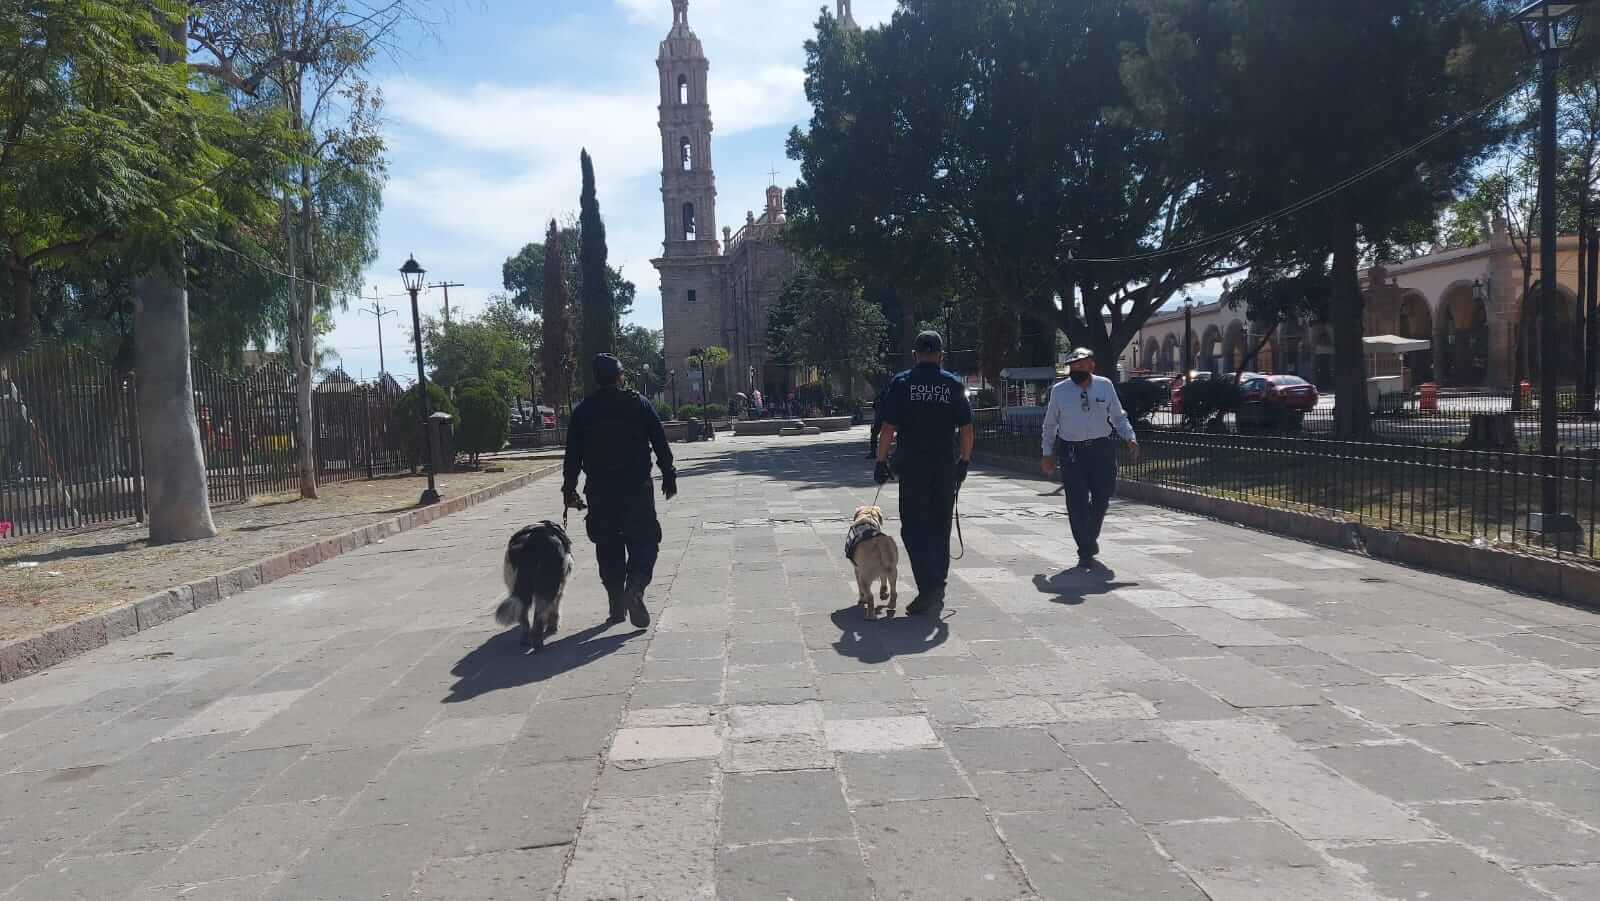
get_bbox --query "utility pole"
[357,288,396,376]
[427,281,465,325]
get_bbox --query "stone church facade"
[652,1,857,405]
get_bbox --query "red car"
[1238,374,1319,429]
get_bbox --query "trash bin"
[427,411,456,473]
[1419,383,1438,413]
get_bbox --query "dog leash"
[951,489,966,561]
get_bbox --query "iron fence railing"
[977,415,1600,563]
[2,348,427,539]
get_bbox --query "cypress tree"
[578,149,617,393]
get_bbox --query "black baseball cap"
[593,353,623,383]
[914,331,944,354]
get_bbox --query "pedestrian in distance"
[562,353,678,628]
[875,331,975,618]
[1041,347,1141,569]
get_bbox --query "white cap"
[1063,347,1095,364]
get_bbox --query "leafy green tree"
[420,308,535,404]
[502,217,635,320]
[577,150,616,394]
[787,0,1250,379]
[393,382,456,471]
[537,219,575,413]
[615,324,665,397]
[768,262,889,399]
[1126,0,1512,435]
[687,346,730,404]
[455,385,510,465]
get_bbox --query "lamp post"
[400,255,440,506]
[1513,0,1589,534]
[1182,295,1194,378]
[669,369,677,411]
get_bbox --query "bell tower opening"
[656,0,717,257]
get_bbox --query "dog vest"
[845,521,882,562]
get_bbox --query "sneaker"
[1077,556,1097,570]
[605,591,626,625]
[626,587,651,629]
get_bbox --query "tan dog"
[846,505,900,620]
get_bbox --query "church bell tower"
[657,0,720,258]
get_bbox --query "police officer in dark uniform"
[875,331,975,617]
[562,354,677,628]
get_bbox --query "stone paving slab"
[1,431,1598,899]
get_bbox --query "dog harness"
[845,521,882,562]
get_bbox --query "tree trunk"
[1,263,34,370]
[294,156,318,499]
[902,307,917,370]
[135,269,217,543]
[1329,209,1369,438]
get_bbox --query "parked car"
[1237,374,1319,430]
[1169,372,1225,415]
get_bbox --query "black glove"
[956,459,970,485]
[562,487,586,511]
[661,469,678,500]
[874,460,893,485]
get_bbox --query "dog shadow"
[827,606,950,666]
[1031,567,1136,606]
[443,622,643,703]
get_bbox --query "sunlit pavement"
[0,430,1596,899]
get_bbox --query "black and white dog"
[493,521,574,652]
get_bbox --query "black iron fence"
[2,347,417,539]
[977,413,1600,563]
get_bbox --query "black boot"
[625,585,651,629]
[905,588,945,617]
[606,589,627,625]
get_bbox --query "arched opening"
[1435,283,1489,386]
[1278,320,1305,376]
[682,202,697,241]
[680,136,693,171]
[1222,320,1248,373]
[1143,337,1161,373]
[1161,335,1180,373]
[1518,283,1579,385]
[678,74,689,105]
[1397,292,1434,384]
[1200,325,1223,375]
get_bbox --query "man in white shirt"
[1041,348,1141,568]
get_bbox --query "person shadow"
[828,606,950,666]
[1031,565,1137,606]
[443,621,643,704]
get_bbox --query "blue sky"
[325,0,899,380]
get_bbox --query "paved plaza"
[1,431,1598,900]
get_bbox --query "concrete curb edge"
[973,450,1598,614]
[0,464,561,683]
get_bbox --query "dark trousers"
[868,421,882,456]
[1057,437,1119,560]
[897,455,957,594]
[584,481,662,597]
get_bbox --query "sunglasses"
[1080,388,1091,413]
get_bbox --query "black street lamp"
[669,369,678,411]
[1514,0,1589,535]
[1182,295,1194,378]
[401,254,440,506]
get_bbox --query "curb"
[973,451,1599,614]
[0,464,562,683]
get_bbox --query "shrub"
[1116,379,1167,424]
[703,403,727,420]
[976,388,998,408]
[654,400,676,422]
[456,386,510,464]
[676,403,703,420]
[1180,378,1240,429]
[391,383,457,469]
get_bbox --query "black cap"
[914,331,944,354]
[593,353,623,384]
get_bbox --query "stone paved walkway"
[1,431,1597,900]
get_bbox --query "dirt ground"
[0,451,563,642]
